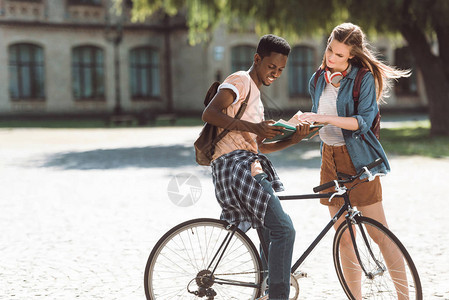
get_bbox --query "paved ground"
[0,121,448,299]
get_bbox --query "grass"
[380,120,449,158]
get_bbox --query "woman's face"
[325,38,353,72]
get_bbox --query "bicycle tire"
[144,218,263,299]
[333,216,422,299]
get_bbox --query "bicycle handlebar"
[312,158,384,193]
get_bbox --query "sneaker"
[256,295,269,300]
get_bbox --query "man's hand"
[252,120,285,139]
[290,123,312,144]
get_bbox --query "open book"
[262,110,324,144]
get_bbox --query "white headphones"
[324,64,352,85]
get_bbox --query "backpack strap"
[234,86,250,119]
[212,86,251,143]
[204,81,220,107]
[352,68,369,113]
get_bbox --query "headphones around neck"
[324,64,352,85]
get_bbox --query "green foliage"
[129,0,348,44]
[381,121,449,158]
[131,0,226,45]
[127,0,448,45]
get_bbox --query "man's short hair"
[256,34,291,58]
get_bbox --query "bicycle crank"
[261,273,300,300]
[289,273,300,300]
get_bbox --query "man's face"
[254,52,288,86]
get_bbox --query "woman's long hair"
[321,23,410,103]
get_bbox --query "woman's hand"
[297,112,329,124]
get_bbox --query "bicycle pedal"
[293,270,308,279]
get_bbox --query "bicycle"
[144,158,422,299]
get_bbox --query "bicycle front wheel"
[333,216,422,299]
[144,218,263,300]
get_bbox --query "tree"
[129,0,449,136]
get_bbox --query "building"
[0,0,427,120]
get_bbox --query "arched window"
[288,46,315,96]
[231,45,254,73]
[8,43,45,100]
[72,46,104,100]
[129,47,160,99]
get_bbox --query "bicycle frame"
[205,189,379,290]
[203,192,349,290]
[276,192,348,274]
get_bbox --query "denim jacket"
[308,65,390,177]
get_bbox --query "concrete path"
[0,124,447,299]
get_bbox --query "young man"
[203,34,313,300]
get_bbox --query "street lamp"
[105,9,124,115]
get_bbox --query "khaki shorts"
[319,143,382,207]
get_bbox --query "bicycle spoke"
[145,219,262,299]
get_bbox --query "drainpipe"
[164,14,173,113]
[112,23,123,115]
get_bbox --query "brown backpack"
[194,82,250,166]
[314,67,380,139]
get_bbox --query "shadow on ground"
[36,142,322,170]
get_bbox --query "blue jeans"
[254,173,295,300]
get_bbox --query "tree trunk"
[401,23,449,136]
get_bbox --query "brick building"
[0,0,427,119]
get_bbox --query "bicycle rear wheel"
[333,216,422,299]
[144,218,263,299]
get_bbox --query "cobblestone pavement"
[0,124,448,299]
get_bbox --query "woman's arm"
[298,113,359,130]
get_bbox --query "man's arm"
[202,88,283,139]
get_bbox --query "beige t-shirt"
[212,71,264,175]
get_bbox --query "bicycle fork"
[345,211,386,279]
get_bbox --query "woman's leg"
[328,205,362,299]
[359,202,409,299]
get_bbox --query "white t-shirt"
[317,83,346,146]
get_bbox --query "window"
[67,0,102,5]
[288,46,315,96]
[231,45,254,73]
[8,43,45,100]
[129,47,160,99]
[72,46,105,100]
[394,46,417,95]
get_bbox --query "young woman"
[298,23,411,299]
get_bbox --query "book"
[262,110,324,144]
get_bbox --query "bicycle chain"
[213,270,268,276]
